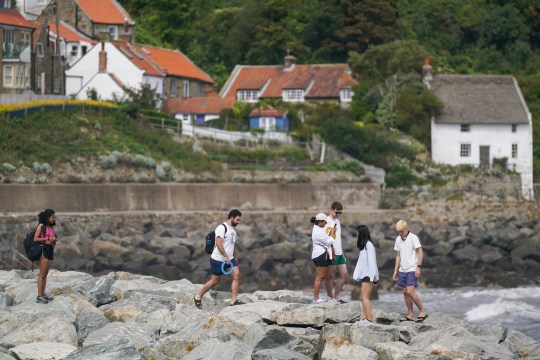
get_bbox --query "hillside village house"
[163,96,234,124]
[250,107,290,132]
[47,20,96,67]
[38,0,135,43]
[424,65,534,200]
[220,53,357,108]
[16,0,51,21]
[32,21,62,94]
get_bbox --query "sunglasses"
[333,210,342,214]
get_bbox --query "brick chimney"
[422,57,432,87]
[283,49,297,71]
[98,42,107,73]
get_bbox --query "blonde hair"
[395,220,408,231]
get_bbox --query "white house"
[426,73,534,200]
[16,0,51,20]
[48,21,96,67]
[65,41,164,102]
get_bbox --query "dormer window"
[282,89,304,102]
[340,89,353,102]
[237,90,259,102]
[2,0,12,9]
[108,26,117,41]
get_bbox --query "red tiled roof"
[0,8,33,29]
[48,21,96,44]
[163,97,234,114]
[222,64,357,99]
[250,108,287,117]
[75,0,133,25]
[139,45,214,84]
[113,42,163,77]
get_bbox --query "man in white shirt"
[392,219,428,323]
[325,201,348,303]
[194,209,244,309]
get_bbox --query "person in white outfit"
[353,225,379,324]
[311,212,336,304]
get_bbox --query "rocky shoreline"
[1,203,539,291]
[0,269,539,360]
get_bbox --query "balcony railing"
[2,42,30,60]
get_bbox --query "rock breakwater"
[0,269,539,360]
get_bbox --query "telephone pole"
[53,1,64,95]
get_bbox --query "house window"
[2,0,11,8]
[259,117,276,131]
[340,89,353,102]
[53,78,60,94]
[70,45,78,57]
[181,114,189,122]
[460,124,470,132]
[171,78,177,97]
[81,46,88,55]
[460,143,471,157]
[183,80,189,98]
[3,65,13,86]
[37,43,44,57]
[15,65,25,87]
[25,66,30,87]
[3,29,14,56]
[512,144,518,158]
[511,124,517,133]
[282,89,305,102]
[35,74,42,92]
[237,90,259,102]
[21,32,31,46]
[108,26,117,41]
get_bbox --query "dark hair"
[310,217,317,224]
[38,208,55,227]
[331,202,343,211]
[228,209,242,219]
[356,225,372,250]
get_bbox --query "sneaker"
[313,298,328,304]
[36,296,48,304]
[43,294,54,301]
[356,319,374,325]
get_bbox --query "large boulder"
[10,342,77,360]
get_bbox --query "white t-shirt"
[311,225,335,260]
[353,241,379,282]
[325,217,342,255]
[394,231,422,272]
[211,222,237,262]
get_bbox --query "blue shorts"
[210,258,238,276]
[397,271,417,287]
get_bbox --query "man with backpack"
[194,209,244,309]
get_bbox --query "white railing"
[0,93,68,105]
[182,123,293,144]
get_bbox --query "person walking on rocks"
[392,220,428,323]
[352,225,379,324]
[194,209,244,309]
[34,209,57,304]
[311,212,336,304]
[325,201,348,303]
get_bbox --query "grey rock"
[321,334,378,359]
[275,301,359,327]
[252,348,312,360]
[451,244,483,264]
[10,342,77,360]
[73,276,116,306]
[511,238,540,262]
[252,326,317,358]
[84,321,155,348]
[182,338,252,360]
[65,339,140,360]
[0,293,13,310]
[374,341,426,360]
[320,323,401,351]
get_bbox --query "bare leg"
[404,286,425,316]
[229,267,241,304]
[195,275,221,301]
[402,287,415,318]
[37,257,50,296]
[361,282,374,320]
[314,267,329,300]
[325,265,335,298]
[333,263,348,300]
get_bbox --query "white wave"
[461,286,540,301]
[465,299,539,322]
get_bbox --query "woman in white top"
[352,225,379,323]
[311,213,336,304]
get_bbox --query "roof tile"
[0,8,33,29]
[75,0,133,25]
[163,97,234,114]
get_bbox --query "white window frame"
[460,143,471,157]
[3,28,13,45]
[37,43,44,57]
[237,90,260,102]
[35,74,42,92]
[70,44,78,57]
[170,78,177,97]
[21,31,31,46]
[24,66,30,87]
[3,0,11,8]
[183,80,189,98]
[15,65,24,87]
[259,117,276,131]
[108,26,117,41]
[340,89,353,102]
[3,65,13,86]
[282,89,305,102]
[512,144,518,158]
[53,78,60,94]
[460,124,470,132]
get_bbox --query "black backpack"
[205,224,227,254]
[23,231,43,262]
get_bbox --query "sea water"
[371,286,540,341]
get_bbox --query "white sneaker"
[313,298,328,304]
[327,297,339,303]
[356,319,374,325]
